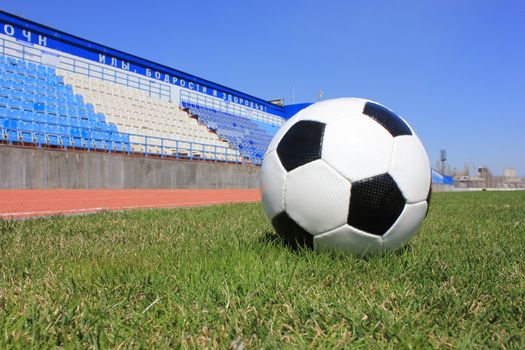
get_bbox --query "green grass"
[0,192,524,349]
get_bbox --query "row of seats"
[1,58,76,100]
[0,109,240,161]
[0,107,112,131]
[1,117,130,151]
[1,116,237,157]
[0,60,60,86]
[63,73,165,102]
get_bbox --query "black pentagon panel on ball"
[363,102,412,137]
[276,120,325,172]
[348,173,406,235]
[271,211,314,249]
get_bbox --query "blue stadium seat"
[45,113,57,125]
[114,133,131,152]
[57,106,67,115]
[57,116,68,126]
[20,111,33,121]
[0,106,8,119]
[68,107,78,118]
[45,104,57,114]
[187,105,278,162]
[18,122,34,143]
[57,125,67,141]
[0,91,9,102]
[68,117,79,128]
[34,123,47,145]
[91,131,106,150]
[8,99,22,109]
[0,115,7,136]
[6,120,19,142]
[110,133,124,152]
[44,124,60,146]
[69,127,84,148]
[87,120,97,130]
[107,124,117,133]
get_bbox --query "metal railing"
[0,37,264,165]
[0,122,257,165]
[180,90,284,126]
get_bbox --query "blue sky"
[3,1,524,175]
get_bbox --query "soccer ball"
[260,98,431,256]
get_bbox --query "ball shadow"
[259,230,282,245]
[258,230,312,253]
[393,243,413,255]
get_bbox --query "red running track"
[0,189,261,219]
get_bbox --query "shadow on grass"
[392,243,413,255]
[259,230,315,254]
[259,230,284,246]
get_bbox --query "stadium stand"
[0,10,287,166]
[0,55,245,162]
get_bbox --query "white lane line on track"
[0,199,259,218]
[0,195,253,204]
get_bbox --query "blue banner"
[0,11,285,117]
[432,169,454,185]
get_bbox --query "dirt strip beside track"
[0,189,261,219]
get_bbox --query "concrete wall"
[432,184,456,192]
[0,146,260,189]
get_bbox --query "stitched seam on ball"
[320,157,351,184]
[387,138,396,182]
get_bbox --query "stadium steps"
[183,102,279,163]
[58,70,240,161]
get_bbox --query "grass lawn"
[0,191,524,348]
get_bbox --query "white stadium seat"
[57,69,240,161]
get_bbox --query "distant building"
[456,166,492,188]
[493,176,524,189]
[494,167,524,189]
[457,175,487,188]
[456,166,524,189]
[504,168,517,178]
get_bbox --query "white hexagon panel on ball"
[382,201,428,251]
[285,159,351,236]
[259,150,287,220]
[322,114,394,183]
[389,135,431,204]
[314,224,383,256]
